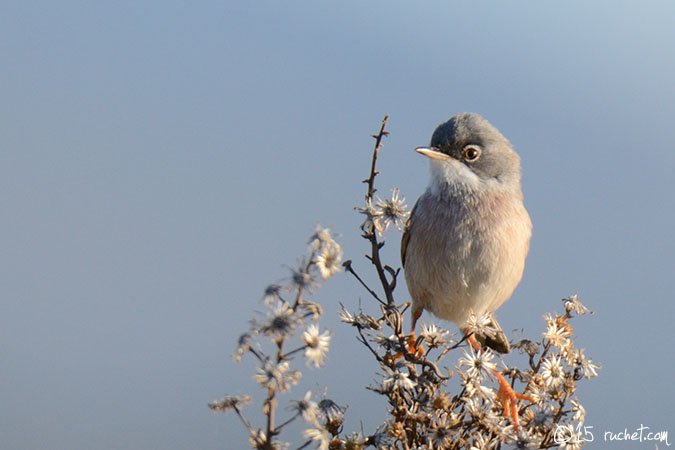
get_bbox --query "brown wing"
[400,199,419,268]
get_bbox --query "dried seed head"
[373,188,409,234]
[318,399,346,434]
[208,395,252,413]
[562,294,592,316]
[513,339,540,356]
[432,391,452,411]
[388,421,406,440]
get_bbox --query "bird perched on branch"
[401,112,532,354]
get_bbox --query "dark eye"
[462,145,481,161]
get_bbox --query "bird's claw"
[406,333,425,358]
[493,369,533,433]
[391,333,425,360]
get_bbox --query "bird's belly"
[404,194,531,326]
[406,237,498,324]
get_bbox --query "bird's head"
[417,113,522,195]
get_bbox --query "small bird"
[401,113,532,354]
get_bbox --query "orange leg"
[392,307,425,360]
[410,306,422,332]
[406,307,425,357]
[493,369,533,433]
[461,327,482,352]
[462,328,532,432]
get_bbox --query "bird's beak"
[415,147,450,161]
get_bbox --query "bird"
[401,112,532,354]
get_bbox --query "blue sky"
[2,1,674,449]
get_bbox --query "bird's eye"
[462,145,481,161]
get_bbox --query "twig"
[248,347,266,364]
[282,345,308,360]
[356,327,384,363]
[261,258,315,449]
[294,440,313,450]
[361,115,396,306]
[343,260,386,306]
[396,335,449,380]
[540,392,570,448]
[274,412,300,433]
[367,237,396,306]
[364,115,389,202]
[233,406,255,434]
[264,388,276,449]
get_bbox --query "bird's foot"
[391,333,425,360]
[493,369,533,433]
[466,333,482,352]
[406,333,425,358]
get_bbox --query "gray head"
[418,113,522,191]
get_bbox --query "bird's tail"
[475,313,510,354]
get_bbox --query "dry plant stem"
[249,347,265,364]
[283,346,309,359]
[233,406,255,434]
[363,115,396,307]
[521,340,551,402]
[344,261,386,306]
[275,413,300,433]
[395,334,449,380]
[357,327,385,363]
[366,239,395,306]
[264,389,276,445]
[540,393,570,448]
[294,441,313,450]
[261,257,313,449]
[365,115,389,202]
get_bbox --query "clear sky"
[2,1,674,449]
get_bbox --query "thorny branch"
[362,115,398,307]
[365,115,389,202]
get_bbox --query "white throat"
[427,158,522,199]
[428,159,480,196]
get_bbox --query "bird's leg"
[462,328,532,433]
[392,306,425,360]
[493,369,533,433]
[461,326,482,352]
[406,306,425,357]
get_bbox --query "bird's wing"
[400,199,420,268]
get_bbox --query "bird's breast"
[404,188,531,325]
